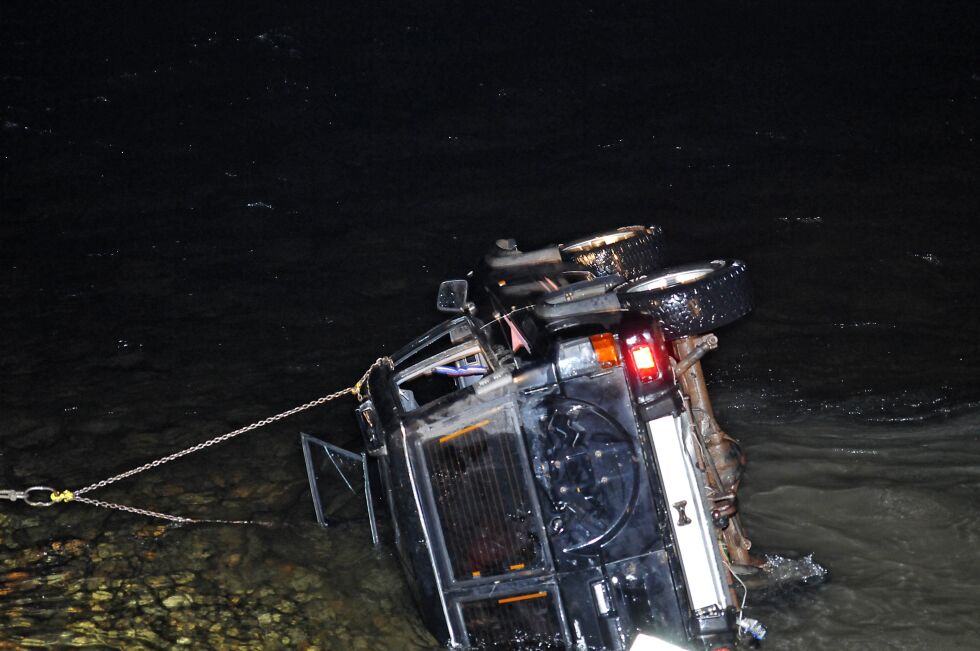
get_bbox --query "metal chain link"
[75,387,350,496]
[74,358,390,497]
[72,496,197,524]
[45,357,394,526]
[72,496,269,526]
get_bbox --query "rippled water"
[2,2,978,649]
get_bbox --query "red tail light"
[624,337,661,383]
[630,345,657,372]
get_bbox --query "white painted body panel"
[646,414,731,612]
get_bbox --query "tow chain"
[0,357,392,525]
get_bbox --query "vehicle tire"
[559,225,666,280]
[618,259,753,339]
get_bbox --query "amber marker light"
[589,333,621,368]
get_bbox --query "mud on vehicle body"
[319,226,780,650]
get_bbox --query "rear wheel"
[559,225,666,280]
[619,259,753,339]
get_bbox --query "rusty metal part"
[673,336,743,489]
[674,333,718,376]
[672,335,753,566]
[710,494,738,520]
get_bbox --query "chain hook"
[50,490,75,503]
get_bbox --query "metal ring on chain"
[23,486,57,507]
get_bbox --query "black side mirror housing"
[436,280,470,314]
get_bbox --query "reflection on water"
[734,411,980,650]
[2,1,979,649]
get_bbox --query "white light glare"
[628,634,691,651]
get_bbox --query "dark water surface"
[2,2,978,649]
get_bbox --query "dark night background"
[1,2,978,649]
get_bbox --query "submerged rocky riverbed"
[0,508,434,649]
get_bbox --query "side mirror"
[436,280,470,314]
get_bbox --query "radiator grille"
[460,590,564,650]
[423,418,540,581]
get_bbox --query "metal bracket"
[672,500,692,526]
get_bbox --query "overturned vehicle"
[306,226,805,650]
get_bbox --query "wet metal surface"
[2,2,979,649]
